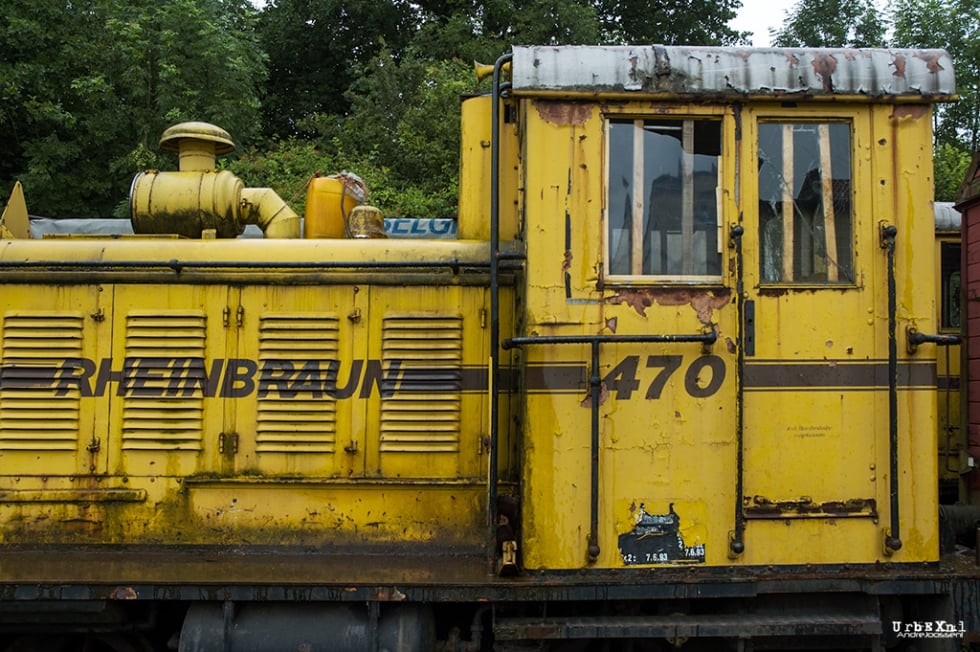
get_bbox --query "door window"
[607,118,722,279]
[757,122,854,284]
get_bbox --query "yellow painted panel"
[458,95,521,241]
[0,285,108,477]
[234,285,359,478]
[107,285,232,478]
[363,285,490,480]
[183,481,485,547]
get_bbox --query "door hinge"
[219,432,239,454]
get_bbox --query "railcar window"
[606,119,722,278]
[758,122,854,284]
[941,241,961,330]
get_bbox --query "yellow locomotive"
[0,45,969,651]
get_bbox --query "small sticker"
[618,503,705,565]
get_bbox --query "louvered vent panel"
[0,314,83,451]
[122,312,206,450]
[257,314,338,453]
[381,316,461,453]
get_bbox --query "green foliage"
[892,0,980,152]
[226,139,330,214]
[230,53,473,219]
[771,0,886,47]
[256,0,417,140]
[0,0,267,217]
[316,52,475,217]
[934,142,973,202]
[7,0,975,219]
[595,0,748,45]
[891,0,979,200]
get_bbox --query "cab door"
[737,107,884,564]
[601,111,737,568]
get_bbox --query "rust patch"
[891,53,907,78]
[604,287,732,321]
[914,50,946,74]
[534,100,592,126]
[110,586,138,600]
[725,337,737,354]
[784,52,800,66]
[758,287,789,297]
[811,54,838,92]
[581,381,609,408]
[562,250,572,273]
[374,586,407,601]
[606,316,618,333]
[690,292,731,324]
[891,105,928,120]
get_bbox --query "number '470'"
[602,355,726,400]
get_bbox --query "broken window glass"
[607,119,722,278]
[758,122,853,284]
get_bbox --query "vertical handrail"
[588,340,602,561]
[881,222,902,555]
[730,224,746,557]
[487,52,513,574]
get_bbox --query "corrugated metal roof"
[511,46,956,100]
[935,201,961,232]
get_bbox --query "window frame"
[755,118,857,288]
[602,112,726,285]
[940,239,961,332]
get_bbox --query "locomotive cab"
[504,46,953,570]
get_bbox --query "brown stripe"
[524,363,588,393]
[461,361,941,393]
[938,375,961,391]
[744,361,936,389]
[459,366,517,392]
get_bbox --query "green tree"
[410,0,602,64]
[934,142,972,202]
[0,0,267,217]
[336,54,476,217]
[771,0,886,47]
[255,0,417,140]
[595,0,748,45]
[891,0,979,152]
[232,50,477,219]
[891,0,978,201]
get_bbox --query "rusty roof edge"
[511,45,956,100]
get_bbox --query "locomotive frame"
[0,45,976,651]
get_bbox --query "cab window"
[606,118,722,279]
[941,241,961,330]
[758,122,854,284]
